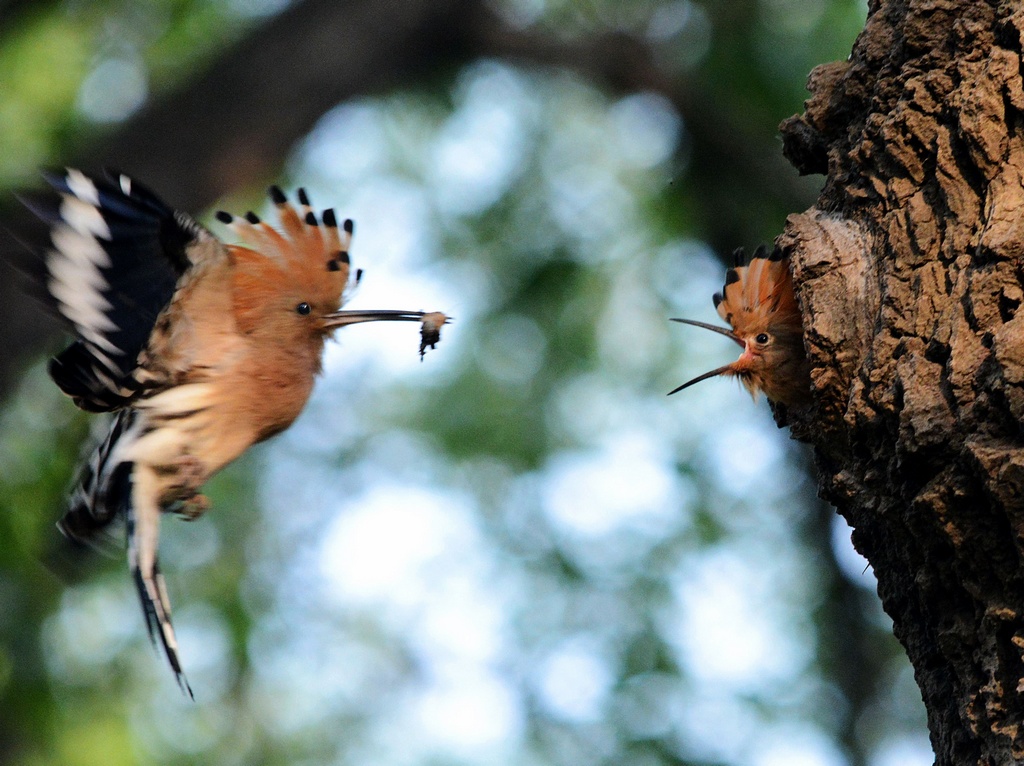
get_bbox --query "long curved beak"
[321,309,440,329]
[670,318,744,348]
[667,363,735,395]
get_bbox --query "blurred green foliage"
[0,1,930,765]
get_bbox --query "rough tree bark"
[781,0,1024,763]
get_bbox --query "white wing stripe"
[50,224,112,269]
[65,168,100,206]
[60,196,112,240]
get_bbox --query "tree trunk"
[780,0,1024,762]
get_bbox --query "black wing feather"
[30,170,205,411]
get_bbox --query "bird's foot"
[177,493,210,521]
[162,455,210,520]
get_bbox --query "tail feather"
[128,513,192,698]
[56,408,193,696]
[58,411,136,541]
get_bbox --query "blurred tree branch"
[0,0,811,399]
[0,0,56,34]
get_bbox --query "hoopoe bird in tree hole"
[22,169,448,696]
[670,245,810,406]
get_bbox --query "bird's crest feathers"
[712,245,801,339]
[217,188,352,333]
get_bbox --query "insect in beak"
[321,309,450,359]
[667,318,744,396]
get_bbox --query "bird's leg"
[129,463,193,697]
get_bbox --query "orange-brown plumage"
[670,245,809,406]
[26,171,447,695]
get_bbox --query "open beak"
[668,317,744,396]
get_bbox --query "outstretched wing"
[24,169,226,411]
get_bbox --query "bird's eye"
[755,333,770,344]
[296,302,312,316]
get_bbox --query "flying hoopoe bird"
[23,169,447,695]
[670,245,810,406]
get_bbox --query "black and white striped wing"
[31,169,225,411]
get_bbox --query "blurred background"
[0,1,931,764]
